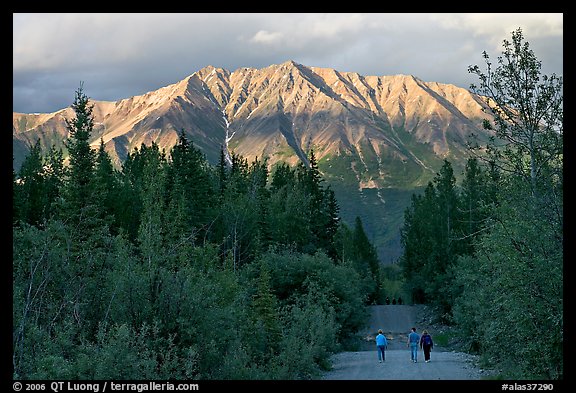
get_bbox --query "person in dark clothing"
[420,329,434,362]
[385,297,390,305]
[397,297,403,305]
[392,298,397,305]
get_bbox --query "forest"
[12,83,384,379]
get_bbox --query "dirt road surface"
[322,305,484,380]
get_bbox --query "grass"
[431,332,451,347]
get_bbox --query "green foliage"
[267,177,311,250]
[396,28,563,380]
[115,142,165,241]
[274,281,338,379]
[452,186,562,379]
[78,322,191,380]
[93,139,120,230]
[399,158,495,317]
[451,27,563,380]
[468,27,563,196]
[333,218,381,304]
[166,130,216,237]
[378,264,405,303]
[13,141,66,227]
[12,84,382,380]
[14,139,46,226]
[63,83,97,214]
[256,250,368,340]
[250,260,281,360]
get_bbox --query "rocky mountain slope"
[13,60,493,262]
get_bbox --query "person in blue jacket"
[407,327,420,363]
[375,329,388,363]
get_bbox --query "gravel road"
[321,349,483,380]
[322,305,485,380]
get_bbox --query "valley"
[12,60,494,262]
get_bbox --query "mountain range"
[12,60,494,262]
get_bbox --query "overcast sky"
[13,13,563,114]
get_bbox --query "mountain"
[12,60,493,263]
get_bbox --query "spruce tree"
[270,162,295,192]
[14,139,46,226]
[43,146,65,221]
[399,182,438,304]
[93,138,118,228]
[63,83,96,218]
[433,159,460,267]
[167,130,215,234]
[217,146,228,200]
[320,186,340,259]
[250,260,281,362]
[352,216,380,303]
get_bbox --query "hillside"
[12,60,494,262]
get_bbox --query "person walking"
[420,329,434,362]
[375,329,388,363]
[407,327,420,363]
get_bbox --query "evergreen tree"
[250,259,281,362]
[137,147,168,251]
[43,146,66,221]
[320,186,341,259]
[352,216,381,303]
[115,144,164,242]
[217,145,229,200]
[268,175,311,252]
[297,149,323,194]
[248,157,272,254]
[218,157,266,270]
[167,130,216,236]
[399,183,438,304]
[457,157,493,255]
[333,222,355,266]
[14,139,46,226]
[137,147,168,304]
[93,139,119,229]
[63,83,96,216]
[270,162,295,192]
[13,162,20,225]
[431,160,466,316]
[294,149,341,254]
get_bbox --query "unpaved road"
[322,305,484,380]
